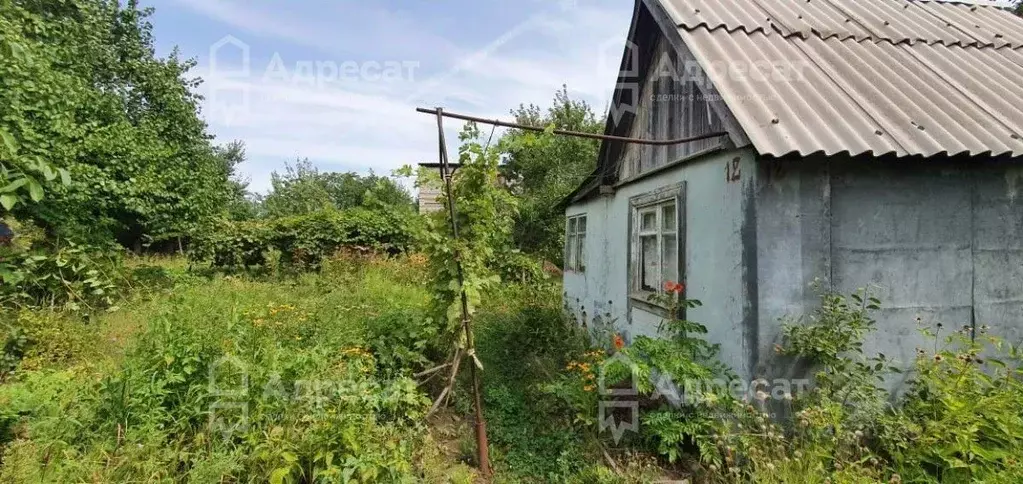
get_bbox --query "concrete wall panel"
[757,159,1023,384]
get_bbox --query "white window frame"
[565,214,587,272]
[629,183,685,307]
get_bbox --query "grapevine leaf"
[0,178,28,193]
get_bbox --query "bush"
[881,326,1023,482]
[472,285,599,480]
[698,291,1023,484]
[189,208,417,272]
[0,234,121,311]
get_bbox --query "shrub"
[881,326,1023,482]
[696,290,897,483]
[473,285,597,480]
[0,238,120,311]
[699,290,1023,484]
[611,284,733,465]
[189,208,417,272]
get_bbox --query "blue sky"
[142,0,633,193]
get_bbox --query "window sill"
[629,292,669,317]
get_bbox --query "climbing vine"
[418,123,518,335]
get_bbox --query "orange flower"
[663,281,686,295]
[613,333,625,350]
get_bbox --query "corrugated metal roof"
[664,0,1022,48]
[663,0,1023,158]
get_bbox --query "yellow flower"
[584,385,596,392]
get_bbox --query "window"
[630,184,684,301]
[566,215,587,272]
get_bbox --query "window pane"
[568,218,577,234]
[662,203,676,232]
[567,234,577,269]
[641,211,657,232]
[578,217,587,233]
[577,235,586,270]
[662,234,678,287]
[641,235,658,291]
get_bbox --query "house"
[563,0,1023,387]
[417,163,456,213]
[417,163,518,214]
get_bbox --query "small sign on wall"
[726,157,742,183]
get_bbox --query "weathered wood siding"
[418,184,445,213]
[619,39,725,180]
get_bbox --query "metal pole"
[435,108,492,475]
[418,107,728,146]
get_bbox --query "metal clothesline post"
[433,107,492,476]
[418,105,728,478]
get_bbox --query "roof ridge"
[678,24,1021,50]
[671,0,1023,49]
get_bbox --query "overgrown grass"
[0,255,449,482]
[471,286,665,483]
[1,255,650,483]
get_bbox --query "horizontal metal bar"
[416,107,729,146]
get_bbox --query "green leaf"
[28,178,44,202]
[0,193,17,211]
[42,164,57,182]
[0,178,28,193]
[0,128,17,155]
[58,168,71,186]
[269,468,291,484]
[7,41,28,62]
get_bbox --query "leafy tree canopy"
[499,86,603,263]
[0,0,237,249]
[262,158,414,219]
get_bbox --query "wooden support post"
[434,108,492,476]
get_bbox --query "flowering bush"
[542,350,607,430]
[607,282,735,463]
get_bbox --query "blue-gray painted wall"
[566,153,1023,387]
[564,147,759,379]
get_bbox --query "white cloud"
[180,0,631,193]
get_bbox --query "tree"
[214,141,260,221]
[262,159,414,218]
[499,86,604,263]
[1,0,238,249]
